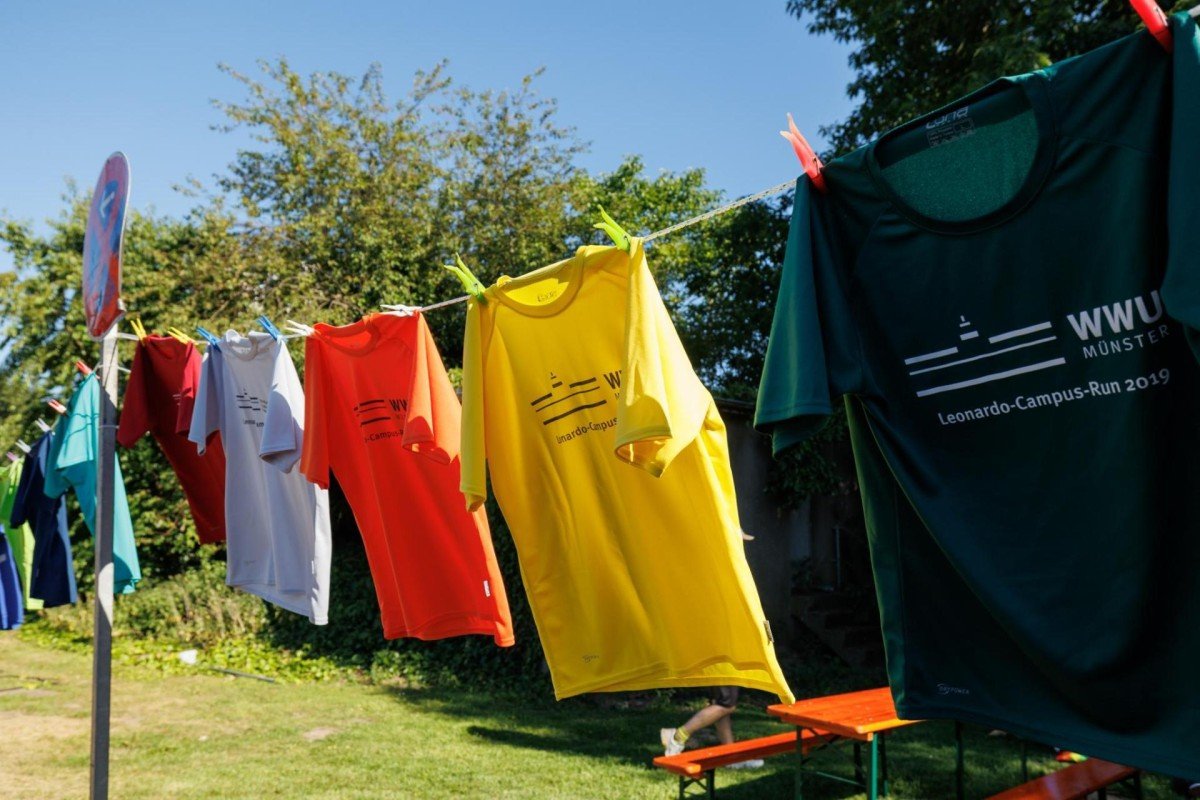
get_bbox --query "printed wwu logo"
[602,370,621,390]
[354,397,408,430]
[1066,290,1163,341]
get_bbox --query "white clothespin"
[15,440,31,454]
[283,320,315,338]
[35,419,51,433]
[381,303,421,317]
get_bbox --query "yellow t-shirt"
[461,239,794,703]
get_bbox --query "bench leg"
[706,770,715,800]
[1098,788,1107,800]
[1020,739,1028,782]
[794,727,805,800]
[869,735,880,800]
[854,742,864,785]
[955,721,965,800]
[1134,771,1143,800]
[678,775,685,800]
[881,733,889,797]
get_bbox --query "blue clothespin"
[256,316,282,340]
[196,327,221,347]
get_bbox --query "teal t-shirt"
[757,14,1200,778]
[43,374,141,594]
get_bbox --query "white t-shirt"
[188,332,331,624]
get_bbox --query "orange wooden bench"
[987,758,1142,800]
[653,729,824,799]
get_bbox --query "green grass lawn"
[0,635,1177,799]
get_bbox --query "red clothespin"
[1131,0,1172,52]
[75,360,93,376]
[47,399,68,415]
[780,113,827,194]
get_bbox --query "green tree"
[2,57,789,688]
[787,0,1169,153]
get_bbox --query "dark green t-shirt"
[756,14,1200,777]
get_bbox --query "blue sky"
[0,1,854,272]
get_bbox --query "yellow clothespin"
[165,327,195,345]
[444,254,487,303]
[594,207,631,251]
[129,316,148,341]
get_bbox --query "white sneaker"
[727,759,765,769]
[660,728,685,756]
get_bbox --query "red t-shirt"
[117,336,227,544]
[300,313,513,646]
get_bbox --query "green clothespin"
[594,206,631,252]
[444,254,487,303]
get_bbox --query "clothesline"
[381,177,800,317]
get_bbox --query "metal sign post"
[81,152,130,800]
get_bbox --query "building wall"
[718,401,811,647]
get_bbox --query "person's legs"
[714,713,734,745]
[661,687,740,756]
[682,703,736,737]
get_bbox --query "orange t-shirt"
[300,313,513,645]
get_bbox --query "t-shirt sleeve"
[299,339,331,490]
[613,238,711,477]
[187,351,222,455]
[43,383,94,499]
[1162,12,1200,358]
[116,344,151,448]
[401,314,459,465]
[754,179,859,455]
[260,342,305,474]
[459,301,488,511]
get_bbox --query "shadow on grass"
[464,725,655,769]
[376,686,1178,799]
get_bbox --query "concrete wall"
[718,400,811,647]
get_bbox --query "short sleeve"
[43,381,95,500]
[116,343,152,448]
[299,339,331,490]
[401,314,459,465]
[1162,12,1200,358]
[613,238,711,477]
[459,301,488,511]
[188,351,223,455]
[754,179,859,455]
[260,342,304,473]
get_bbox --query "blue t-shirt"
[11,432,76,607]
[43,374,141,594]
[0,532,23,629]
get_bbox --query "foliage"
[1,54,845,687]
[786,0,1181,153]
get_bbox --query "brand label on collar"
[925,106,974,147]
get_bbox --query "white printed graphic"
[916,359,1067,398]
[905,316,1061,397]
[904,347,959,366]
[988,321,1052,344]
[906,290,1171,404]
